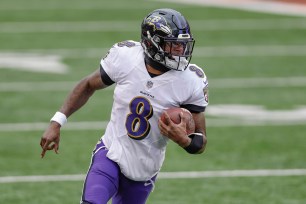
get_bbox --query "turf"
[0,0,306,203]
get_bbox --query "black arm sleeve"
[180,104,206,113]
[100,64,115,86]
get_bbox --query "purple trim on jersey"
[81,140,157,204]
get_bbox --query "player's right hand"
[158,112,191,148]
[40,122,61,158]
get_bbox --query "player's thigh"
[82,146,120,204]
[112,174,156,204]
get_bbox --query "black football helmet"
[141,8,195,71]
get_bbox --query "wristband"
[50,111,67,126]
[184,133,204,154]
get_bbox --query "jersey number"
[125,97,153,140]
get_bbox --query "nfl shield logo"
[146,81,153,89]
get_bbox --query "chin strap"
[144,55,169,73]
[184,133,204,154]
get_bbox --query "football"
[160,107,195,134]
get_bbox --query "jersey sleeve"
[100,41,139,85]
[100,44,121,85]
[181,65,209,113]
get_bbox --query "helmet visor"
[163,39,195,58]
[161,38,195,71]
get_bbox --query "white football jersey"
[100,40,208,181]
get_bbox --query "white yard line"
[0,4,168,11]
[0,53,68,74]
[1,0,306,15]
[0,121,108,132]
[0,81,78,92]
[1,18,306,33]
[1,169,305,183]
[194,45,306,57]
[3,45,306,59]
[158,169,306,179]
[0,117,305,132]
[1,76,306,92]
[154,0,306,17]
[1,45,306,74]
[211,76,306,88]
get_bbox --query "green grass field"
[1,0,306,203]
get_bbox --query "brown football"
[160,107,195,134]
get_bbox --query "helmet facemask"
[143,32,194,71]
[162,35,194,71]
[141,9,195,71]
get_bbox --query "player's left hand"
[158,112,191,147]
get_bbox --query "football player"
[40,8,209,204]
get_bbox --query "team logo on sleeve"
[117,40,136,47]
[189,65,205,78]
